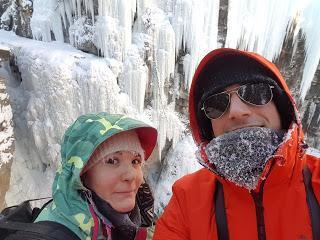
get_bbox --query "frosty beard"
[204,127,285,190]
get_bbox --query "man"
[153,48,320,240]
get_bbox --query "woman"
[5,112,157,240]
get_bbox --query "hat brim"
[135,127,158,161]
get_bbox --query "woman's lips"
[115,191,135,196]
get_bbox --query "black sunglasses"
[201,83,274,120]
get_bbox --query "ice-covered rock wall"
[0,0,320,214]
[0,47,14,209]
[153,135,201,217]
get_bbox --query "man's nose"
[227,93,252,119]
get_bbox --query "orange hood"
[189,48,306,190]
[189,47,300,146]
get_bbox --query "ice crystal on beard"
[205,127,284,190]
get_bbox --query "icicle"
[94,0,135,60]
[299,1,320,101]
[84,0,95,23]
[58,1,69,30]
[118,0,133,59]
[136,0,154,20]
[170,0,220,89]
[30,0,64,42]
[118,45,148,112]
[171,0,192,57]
[149,105,185,159]
[225,0,303,60]
[139,7,175,107]
[93,16,123,60]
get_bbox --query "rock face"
[217,0,228,48]
[0,160,12,210]
[274,24,320,149]
[300,65,320,148]
[0,49,14,209]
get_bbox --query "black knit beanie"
[194,54,295,141]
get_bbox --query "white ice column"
[150,104,185,159]
[225,0,302,60]
[170,0,219,89]
[119,45,148,112]
[93,16,124,60]
[69,0,95,22]
[299,1,320,101]
[139,8,175,108]
[31,0,64,42]
[133,5,185,154]
[95,0,136,60]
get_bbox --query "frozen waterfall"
[0,0,319,214]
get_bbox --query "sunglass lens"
[203,93,229,119]
[238,83,272,105]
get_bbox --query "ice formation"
[0,0,319,211]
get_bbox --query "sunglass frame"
[201,83,274,120]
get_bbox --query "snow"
[0,44,10,51]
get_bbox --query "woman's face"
[84,151,143,213]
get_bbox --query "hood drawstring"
[88,202,101,240]
[84,190,113,240]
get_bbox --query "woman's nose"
[121,164,136,181]
[227,93,252,120]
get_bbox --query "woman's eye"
[103,157,119,165]
[132,158,142,165]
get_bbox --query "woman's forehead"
[106,150,142,157]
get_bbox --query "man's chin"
[226,125,265,134]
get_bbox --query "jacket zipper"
[251,181,267,240]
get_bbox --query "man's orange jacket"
[153,48,320,240]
